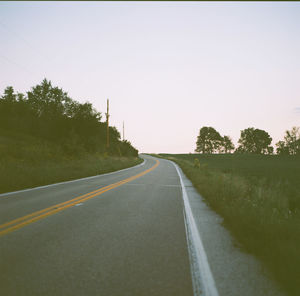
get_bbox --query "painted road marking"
[0,159,159,237]
[172,161,219,296]
[123,183,181,187]
[0,159,146,198]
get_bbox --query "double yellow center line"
[0,159,160,237]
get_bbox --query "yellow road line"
[0,183,117,230]
[0,159,159,237]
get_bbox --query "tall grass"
[0,131,142,194]
[160,153,300,296]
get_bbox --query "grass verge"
[158,153,300,296]
[0,131,142,194]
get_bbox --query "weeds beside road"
[159,153,300,296]
[0,132,142,194]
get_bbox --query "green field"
[0,130,142,194]
[159,153,300,296]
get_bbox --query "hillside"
[0,129,141,194]
[0,79,141,194]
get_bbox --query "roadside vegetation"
[161,153,299,295]
[159,125,300,295]
[0,80,141,194]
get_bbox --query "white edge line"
[0,158,146,197]
[171,160,219,296]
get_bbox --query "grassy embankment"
[0,130,142,194]
[159,153,300,296]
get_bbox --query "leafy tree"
[276,127,300,155]
[0,87,15,119]
[237,127,272,154]
[234,145,245,154]
[267,146,274,155]
[284,127,300,155]
[0,86,25,130]
[195,127,223,154]
[120,140,138,157]
[222,135,235,153]
[1,86,16,102]
[0,79,138,157]
[26,79,72,139]
[276,141,289,155]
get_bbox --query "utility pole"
[106,98,109,149]
[122,121,125,141]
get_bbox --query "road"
[0,155,194,296]
[0,155,284,296]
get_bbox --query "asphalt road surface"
[0,155,284,296]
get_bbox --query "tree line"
[0,79,138,157]
[195,126,300,155]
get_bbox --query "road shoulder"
[174,162,284,296]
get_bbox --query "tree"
[276,141,289,155]
[120,140,138,157]
[1,86,16,102]
[237,127,272,154]
[0,86,21,130]
[27,79,71,119]
[222,135,235,153]
[0,79,139,157]
[276,127,300,155]
[267,146,274,155]
[195,127,223,154]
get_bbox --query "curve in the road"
[0,159,159,237]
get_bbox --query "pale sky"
[1,2,299,153]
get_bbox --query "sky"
[0,2,299,153]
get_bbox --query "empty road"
[0,155,195,296]
[0,155,284,296]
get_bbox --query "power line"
[0,53,37,77]
[0,20,49,79]
[0,20,50,63]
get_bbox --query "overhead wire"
[0,20,51,63]
[0,54,37,77]
[0,19,52,80]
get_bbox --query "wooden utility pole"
[122,121,125,141]
[106,99,109,149]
